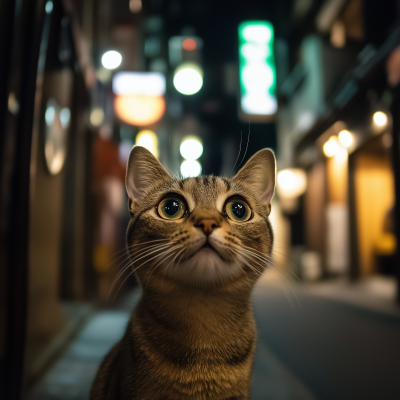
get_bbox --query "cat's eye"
[158,198,186,220]
[225,199,252,222]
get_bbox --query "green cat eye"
[158,198,186,220]
[225,199,251,222]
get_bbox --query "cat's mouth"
[189,240,220,258]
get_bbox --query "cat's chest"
[132,338,255,400]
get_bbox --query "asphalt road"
[253,278,400,400]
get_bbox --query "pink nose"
[195,219,219,235]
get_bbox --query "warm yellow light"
[96,68,112,83]
[335,146,348,163]
[323,136,340,157]
[373,111,387,127]
[135,130,159,158]
[277,169,307,199]
[338,130,353,148]
[90,108,104,127]
[114,95,165,126]
[129,0,142,13]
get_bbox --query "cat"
[90,145,276,400]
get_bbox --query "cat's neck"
[137,274,254,335]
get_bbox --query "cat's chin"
[162,249,242,284]
[190,245,222,261]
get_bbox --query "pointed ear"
[232,148,276,211]
[125,146,170,201]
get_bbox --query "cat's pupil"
[164,199,180,215]
[232,202,245,218]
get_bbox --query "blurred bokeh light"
[101,50,122,70]
[180,137,203,160]
[173,64,203,95]
[181,160,202,178]
[135,130,159,159]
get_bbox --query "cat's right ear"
[232,148,276,214]
[125,146,170,203]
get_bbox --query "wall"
[25,70,73,379]
[355,153,395,275]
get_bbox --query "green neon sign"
[238,21,277,117]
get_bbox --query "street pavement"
[27,274,400,400]
[253,274,400,400]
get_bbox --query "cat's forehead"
[178,175,231,207]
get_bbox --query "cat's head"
[125,146,276,290]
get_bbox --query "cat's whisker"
[176,248,188,268]
[247,247,311,292]
[275,276,295,312]
[241,248,302,307]
[244,248,302,283]
[130,244,172,263]
[232,254,256,290]
[136,247,188,285]
[148,246,185,280]
[239,248,270,268]
[108,247,130,262]
[111,271,136,303]
[270,251,310,285]
[108,241,171,274]
[266,268,302,310]
[236,128,251,170]
[113,243,171,279]
[131,245,184,275]
[230,249,264,276]
[231,130,242,174]
[127,238,169,249]
[234,247,300,311]
[162,246,186,276]
[108,244,173,301]
[241,248,292,277]
[149,244,184,272]
[112,242,186,301]
[111,247,178,302]
[110,239,169,263]
[271,248,296,262]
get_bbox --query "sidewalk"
[26,291,141,400]
[27,289,316,400]
[258,268,400,319]
[306,275,400,320]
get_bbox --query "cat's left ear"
[232,148,276,213]
[125,146,170,202]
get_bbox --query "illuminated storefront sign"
[238,21,277,121]
[113,72,166,126]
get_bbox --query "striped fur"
[91,147,276,400]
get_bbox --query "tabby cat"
[90,145,276,400]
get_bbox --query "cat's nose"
[195,219,220,236]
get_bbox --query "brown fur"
[90,147,276,400]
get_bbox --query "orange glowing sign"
[182,38,196,51]
[113,72,166,126]
[114,95,165,126]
